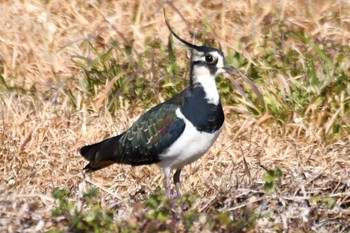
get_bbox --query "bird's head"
[164,11,234,84]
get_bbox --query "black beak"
[224,66,235,74]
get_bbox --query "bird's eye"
[205,54,213,63]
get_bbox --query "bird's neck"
[190,65,220,105]
[192,75,219,105]
[181,82,224,133]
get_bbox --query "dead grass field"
[0,0,350,232]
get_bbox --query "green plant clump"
[47,188,257,233]
[48,188,114,233]
[264,167,283,194]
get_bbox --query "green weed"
[263,167,283,194]
[48,188,257,232]
[249,23,350,139]
[49,188,115,233]
[61,18,350,140]
[311,195,337,209]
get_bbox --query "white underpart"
[158,108,223,174]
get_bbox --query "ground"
[0,0,349,232]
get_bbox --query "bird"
[80,11,234,198]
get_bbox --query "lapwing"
[80,12,234,197]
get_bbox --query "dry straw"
[0,0,349,232]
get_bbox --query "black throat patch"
[180,85,224,133]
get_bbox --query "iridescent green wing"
[118,103,185,165]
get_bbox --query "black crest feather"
[163,9,200,51]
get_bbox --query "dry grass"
[0,0,350,232]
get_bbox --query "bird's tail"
[80,134,123,172]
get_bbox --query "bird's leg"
[173,169,182,198]
[163,168,171,198]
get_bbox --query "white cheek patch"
[190,50,225,105]
[192,66,220,105]
[211,52,225,75]
[193,66,211,78]
[215,57,225,75]
[216,56,224,68]
[210,51,224,69]
[192,50,225,67]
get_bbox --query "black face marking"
[192,61,216,76]
[190,47,227,77]
[192,53,220,76]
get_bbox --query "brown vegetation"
[0,0,349,232]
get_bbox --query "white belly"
[158,108,223,171]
